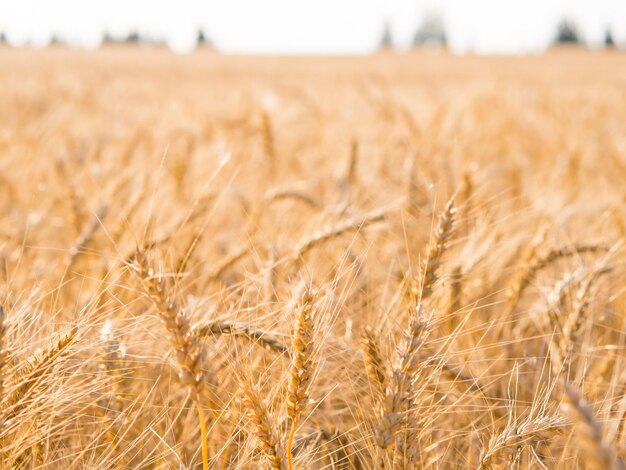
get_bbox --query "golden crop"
[1,47,626,468]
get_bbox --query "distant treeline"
[0,17,621,52]
[0,28,213,49]
[100,28,212,48]
[380,15,620,51]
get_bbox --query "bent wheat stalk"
[506,243,607,312]
[290,208,386,262]
[193,320,288,356]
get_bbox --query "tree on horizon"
[413,12,447,48]
[553,18,584,45]
[196,28,213,49]
[379,21,393,50]
[48,34,65,47]
[125,30,141,44]
[604,27,616,48]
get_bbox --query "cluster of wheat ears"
[1,49,626,468]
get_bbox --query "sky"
[1,0,625,54]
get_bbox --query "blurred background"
[1,0,626,54]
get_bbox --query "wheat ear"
[557,267,610,372]
[376,307,429,452]
[420,197,456,300]
[373,198,454,458]
[3,323,78,416]
[261,111,275,171]
[238,372,287,469]
[479,415,567,469]
[361,327,387,399]
[563,386,624,470]
[286,289,316,470]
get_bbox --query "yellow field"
[1,47,626,468]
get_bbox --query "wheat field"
[1,47,626,468]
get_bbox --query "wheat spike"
[479,415,567,469]
[286,289,316,469]
[238,372,287,470]
[376,307,429,451]
[2,323,78,415]
[420,197,456,300]
[563,386,624,470]
[361,327,387,398]
[130,250,205,402]
[287,290,315,422]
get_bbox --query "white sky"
[1,0,625,54]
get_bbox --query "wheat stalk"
[0,306,6,407]
[375,307,429,452]
[99,320,126,447]
[420,197,456,300]
[130,250,209,470]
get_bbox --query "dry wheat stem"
[0,306,6,408]
[290,208,387,262]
